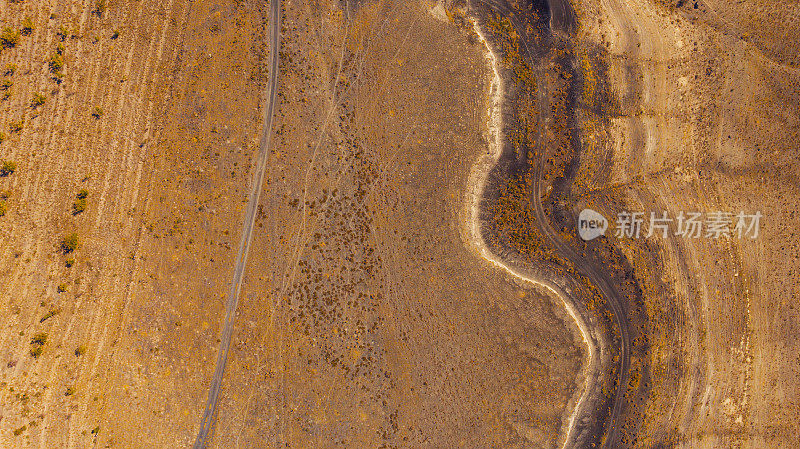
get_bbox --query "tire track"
[191,0,282,446]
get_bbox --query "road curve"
[471,0,631,447]
[192,0,282,447]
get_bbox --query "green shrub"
[0,27,20,48]
[49,54,64,73]
[31,92,46,108]
[40,308,60,322]
[21,18,34,36]
[77,188,89,199]
[94,0,106,16]
[31,332,48,346]
[72,198,86,215]
[61,233,79,253]
[1,160,16,176]
[57,25,68,41]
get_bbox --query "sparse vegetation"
[65,257,75,267]
[57,283,67,293]
[1,79,12,90]
[13,425,26,436]
[72,198,86,215]
[1,27,20,48]
[57,25,68,41]
[21,17,34,36]
[9,120,23,133]
[0,132,5,143]
[0,201,7,217]
[29,332,48,358]
[65,386,75,396]
[73,189,89,214]
[40,308,60,323]
[1,160,17,176]
[56,43,65,55]
[75,345,87,356]
[4,63,15,75]
[31,92,46,108]
[61,233,79,253]
[91,106,103,118]
[49,53,64,73]
[111,30,120,39]
[94,0,107,17]
[31,332,48,346]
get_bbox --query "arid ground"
[0,0,797,448]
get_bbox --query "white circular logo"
[578,208,608,241]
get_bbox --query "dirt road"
[192,0,282,446]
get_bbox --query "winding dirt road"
[471,0,631,446]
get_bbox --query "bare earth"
[0,0,797,448]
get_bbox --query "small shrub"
[74,345,87,356]
[1,79,11,90]
[56,43,65,55]
[0,131,6,143]
[40,309,60,322]
[77,188,89,199]
[65,386,75,396]
[72,198,86,215]
[9,120,23,133]
[61,233,79,253]
[94,0,106,16]
[91,426,100,435]
[30,331,47,358]
[4,63,15,75]
[57,283,67,293]
[0,27,20,48]
[31,332,48,346]
[65,257,75,267]
[57,25,68,41]
[49,54,64,73]
[91,106,103,118]
[0,201,7,217]
[13,425,26,436]
[21,18,34,36]
[111,30,120,39]
[1,160,17,176]
[31,92,46,108]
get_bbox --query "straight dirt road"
[192,0,282,446]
